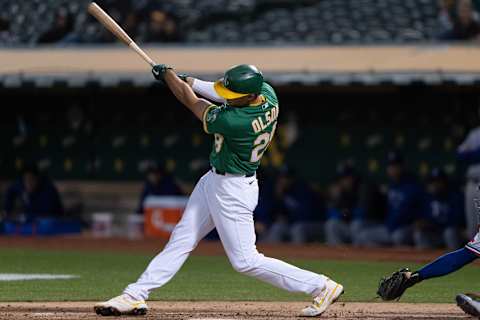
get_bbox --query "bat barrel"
[88,2,133,46]
[87,2,156,66]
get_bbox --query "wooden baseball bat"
[88,2,156,67]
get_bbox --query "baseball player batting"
[377,230,480,317]
[93,65,344,317]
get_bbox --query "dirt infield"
[0,235,469,263]
[0,301,471,320]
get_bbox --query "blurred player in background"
[457,108,480,238]
[135,162,184,214]
[356,152,422,247]
[413,168,463,250]
[324,164,364,246]
[264,166,323,244]
[325,163,388,246]
[3,164,64,223]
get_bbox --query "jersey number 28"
[250,122,277,162]
[214,122,277,163]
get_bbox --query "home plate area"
[0,301,470,320]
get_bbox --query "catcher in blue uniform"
[377,233,480,317]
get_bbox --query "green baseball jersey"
[202,82,279,174]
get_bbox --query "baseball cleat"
[301,279,344,317]
[456,293,480,318]
[94,294,148,316]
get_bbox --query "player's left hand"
[152,64,172,81]
[177,74,188,82]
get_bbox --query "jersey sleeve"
[192,79,225,103]
[202,104,232,134]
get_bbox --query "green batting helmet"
[214,64,264,99]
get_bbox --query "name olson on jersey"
[251,106,279,133]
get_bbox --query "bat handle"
[129,42,156,67]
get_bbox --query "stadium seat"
[0,0,441,45]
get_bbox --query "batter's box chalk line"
[0,273,79,281]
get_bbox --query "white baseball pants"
[466,229,480,256]
[465,180,480,238]
[124,171,327,300]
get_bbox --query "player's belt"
[212,168,255,177]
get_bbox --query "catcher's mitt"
[377,268,421,301]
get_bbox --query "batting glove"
[177,74,189,82]
[152,64,172,81]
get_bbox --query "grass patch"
[0,248,476,303]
